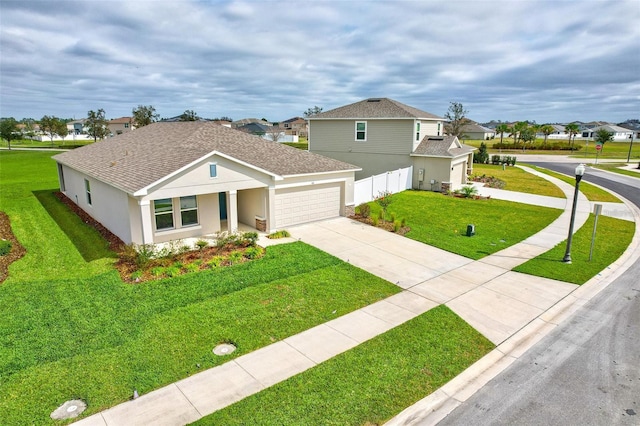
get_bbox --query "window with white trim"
[437,122,441,136]
[154,198,174,230]
[416,122,421,141]
[84,179,92,205]
[180,196,198,226]
[355,121,367,141]
[209,163,217,178]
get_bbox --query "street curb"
[386,184,640,426]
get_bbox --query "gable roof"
[109,117,132,124]
[282,116,305,124]
[53,122,359,195]
[460,122,495,133]
[589,124,633,133]
[411,135,475,158]
[310,98,443,120]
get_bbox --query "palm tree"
[564,123,580,151]
[495,123,509,145]
[539,124,555,145]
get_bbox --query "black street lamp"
[627,133,635,163]
[563,163,586,264]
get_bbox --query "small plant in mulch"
[470,174,506,189]
[267,230,291,239]
[350,202,410,236]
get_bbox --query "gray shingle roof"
[411,135,475,157]
[53,121,359,195]
[460,122,495,133]
[311,98,443,120]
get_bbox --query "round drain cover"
[51,399,86,420]
[213,343,236,356]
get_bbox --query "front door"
[219,192,227,220]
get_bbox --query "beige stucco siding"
[60,165,133,244]
[237,188,266,226]
[411,157,469,191]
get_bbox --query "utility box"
[466,224,475,237]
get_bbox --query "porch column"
[228,190,238,232]
[139,199,154,245]
[266,186,276,232]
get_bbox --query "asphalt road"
[438,163,640,426]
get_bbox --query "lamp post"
[627,133,635,163]
[563,163,586,263]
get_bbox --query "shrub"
[195,239,209,250]
[165,266,181,278]
[0,239,12,256]
[243,231,259,247]
[130,270,143,281]
[214,231,243,248]
[375,191,393,221]
[244,246,265,259]
[459,185,479,198]
[393,220,402,232]
[372,213,379,227]
[401,218,406,227]
[510,156,517,166]
[228,250,244,265]
[184,263,200,273]
[356,203,371,218]
[208,256,225,268]
[491,154,501,165]
[151,266,165,277]
[390,212,397,222]
[267,230,291,239]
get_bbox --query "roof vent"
[367,98,382,102]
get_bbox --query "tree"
[86,109,110,142]
[474,142,489,164]
[179,110,199,121]
[520,124,537,151]
[53,119,69,143]
[443,102,470,137]
[495,123,509,145]
[303,106,323,118]
[510,121,528,145]
[594,128,613,147]
[265,126,283,142]
[564,123,580,151]
[40,115,58,143]
[132,105,159,128]
[0,117,19,150]
[539,124,555,145]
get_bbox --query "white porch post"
[139,199,154,244]
[228,190,238,232]
[266,185,276,232]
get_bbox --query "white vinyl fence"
[354,166,413,205]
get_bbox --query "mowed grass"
[592,162,640,179]
[464,139,640,160]
[369,190,562,259]
[514,214,635,284]
[527,165,622,203]
[472,164,564,197]
[193,305,494,426]
[0,151,399,424]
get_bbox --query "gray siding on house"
[310,119,414,178]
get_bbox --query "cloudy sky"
[1,0,638,124]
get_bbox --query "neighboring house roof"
[311,98,443,120]
[53,121,359,195]
[460,122,495,134]
[109,117,132,124]
[589,124,633,133]
[237,122,269,133]
[411,135,475,158]
[232,118,271,127]
[282,116,306,124]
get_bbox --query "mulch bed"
[0,211,27,283]
[349,214,410,236]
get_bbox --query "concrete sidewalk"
[74,169,638,426]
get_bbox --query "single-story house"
[53,121,359,245]
[581,124,634,141]
[308,97,474,191]
[459,122,495,140]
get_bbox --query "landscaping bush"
[491,154,501,165]
[0,239,11,256]
[355,203,371,218]
[228,250,244,265]
[243,232,259,246]
[207,256,225,268]
[267,230,291,239]
[244,246,264,260]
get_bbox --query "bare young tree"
[443,102,470,137]
[266,126,284,142]
[303,106,323,118]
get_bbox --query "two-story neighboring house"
[108,117,135,136]
[280,116,308,137]
[308,98,474,191]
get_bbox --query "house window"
[437,122,441,136]
[124,123,130,128]
[154,198,174,230]
[209,163,217,178]
[180,196,198,226]
[84,179,92,205]
[58,164,66,192]
[416,122,421,141]
[355,121,367,141]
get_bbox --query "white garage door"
[275,183,341,228]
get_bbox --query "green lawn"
[464,139,640,160]
[0,138,93,150]
[592,162,640,179]
[282,142,308,150]
[193,305,494,426]
[0,151,399,424]
[368,190,562,260]
[514,214,635,284]
[472,164,564,197]
[526,165,622,203]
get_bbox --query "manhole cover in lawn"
[50,399,86,420]
[213,343,236,356]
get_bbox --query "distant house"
[459,122,495,140]
[67,119,86,135]
[232,118,271,128]
[52,122,359,245]
[237,122,269,135]
[308,97,474,191]
[581,124,634,141]
[280,117,308,137]
[108,117,134,136]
